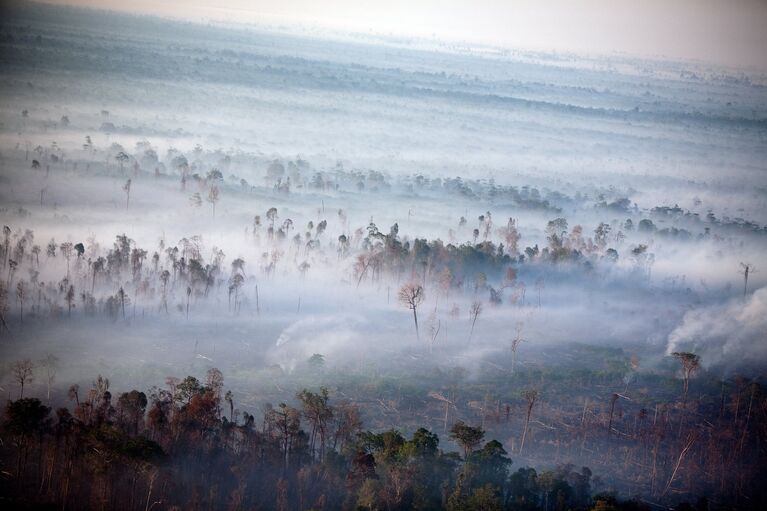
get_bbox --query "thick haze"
[36,0,767,70]
[0,3,766,502]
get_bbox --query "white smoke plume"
[666,287,767,371]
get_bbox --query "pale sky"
[38,0,767,70]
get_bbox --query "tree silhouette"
[519,389,538,453]
[449,420,485,458]
[3,397,51,479]
[265,402,301,471]
[11,358,35,398]
[739,262,757,297]
[66,284,75,317]
[16,281,24,322]
[160,269,170,313]
[672,352,700,402]
[59,242,73,278]
[224,390,234,422]
[207,185,220,218]
[510,322,525,374]
[122,178,131,209]
[39,354,58,401]
[607,393,619,438]
[115,151,129,173]
[427,310,440,354]
[117,287,126,319]
[398,282,424,341]
[266,207,278,229]
[297,387,333,461]
[2,225,10,270]
[468,301,482,344]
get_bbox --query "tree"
[160,269,170,313]
[38,354,58,401]
[510,322,525,374]
[46,238,56,258]
[60,241,73,278]
[206,367,224,400]
[123,178,132,209]
[224,390,234,422]
[206,168,223,182]
[7,258,17,287]
[607,393,619,438]
[207,185,220,217]
[186,286,191,319]
[594,222,611,248]
[11,359,35,398]
[3,398,51,437]
[297,387,333,461]
[117,390,148,434]
[266,207,278,228]
[308,353,325,369]
[2,225,10,270]
[67,384,80,406]
[450,421,485,458]
[176,376,202,404]
[3,398,51,479]
[427,310,441,354]
[471,440,513,491]
[520,389,538,453]
[16,281,25,322]
[672,352,700,402]
[739,262,757,297]
[0,281,8,333]
[116,286,126,319]
[398,282,424,341]
[115,151,130,173]
[31,244,40,266]
[92,256,105,292]
[468,301,482,344]
[66,284,75,317]
[498,217,521,255]
[229,273,244,313]
[266,402,302,471]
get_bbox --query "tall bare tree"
[510,321,525,373]
[11,358,35,398]
[468,300,482,344]
[427,310,440,354]
[739,262,757,297]
[16,281,25,323]
[58,241,73,279]
[207,185,220,218]
[123,178,132,209]
[398,282,424,341]
[39,354,58,401]
[159,269,170,314]
[519,389,538,453]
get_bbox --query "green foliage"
[308,353,325,368]
[449,421,485,458]
[468,440,512,490]
[87,422,164,463]
[3,398,51,436]
[176,375,203,403]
